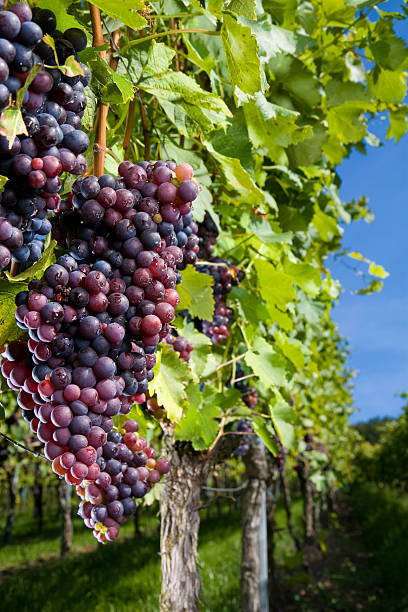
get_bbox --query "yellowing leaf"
[368,262,389,279]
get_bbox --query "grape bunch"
[1,160,199,489]
[178,212,199,269]
[73,420,170,542]
[233,364,258,456]
[1,335,123,485]
[197,261,234,344]
[197,211,218,258]
[273,432,286,471]
[0,3,91,269]
[234,419,253,457]
[163,331,194,362]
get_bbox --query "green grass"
[0,505,243,612]
[350,483,408,612]
[5,488,393,612]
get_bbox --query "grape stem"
[231,373,255,385]
[216,352,247,371]
[0,431,49,461]
[122,29,220,52]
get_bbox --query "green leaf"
[149,347,189,420]
[221,14,261,98]
[0,279,28,347]
[387,107,408,142]
[355,279,384,295]
[312,206,340,242]
[270,398,295,449]
[183,37,217,77]
[245,337,292,388]
[141,72,231,117]
[141,71,231,137]
[0,175,7,192]
[243,93,308,159]
[174,383,220,450]
[204,139,264,205]
[241,17,314,61]
[283,261,321,297]
[321,0,355,26]
[211,108,254,174]
[230,286,271,334]
[228,0,256,20]
[252,418,279,454]
[145,41,175,75]
[254,260,296,309]
[6,240,56,283]
[275,331,305,370]
[88,0,148,29]
[326,104,367,144]
[88,56,134,104]
[178,265,214,320]
[346,0,388,8]
[174,319,215,378]
[249,217,292,244]
[368,67,407,104]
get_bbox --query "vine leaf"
[221,13,261,98]
[149,347,190,420]
[178,265,214,320]
[87,0,148,29]
[245,337,293,388]
[270,398,295,449]
[174,383,220,450]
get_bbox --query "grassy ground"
[0,502,243,612]
[0,495,303,612]
[350,483,408,612]
[1,486,406,612]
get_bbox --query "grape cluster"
[1,336,123,485]
[1,160,199,485]
[0,4,90,269]
[234,419,253,457]
[197,211,218,258]
[273,432,286,471]
[163,332,194,362]
[197,261,233,344]
[233,365,258,456]
[74,420,170,542]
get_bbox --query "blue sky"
[329,1,408,423]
